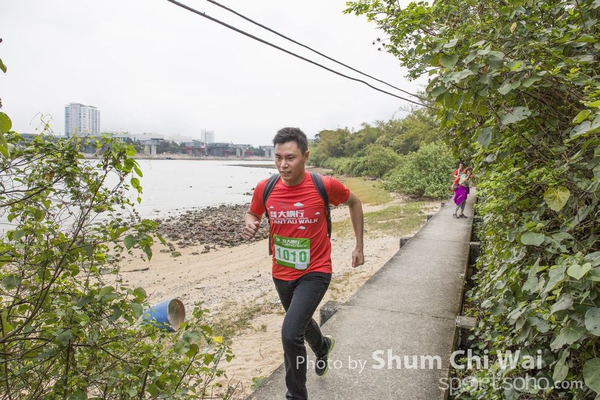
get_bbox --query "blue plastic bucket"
[142,298,186,331]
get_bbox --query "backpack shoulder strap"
[263,174,280,255]
[263,174,280,208]
[310,172,328,204]
[310,172,331,238]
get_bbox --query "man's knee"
[282,327,304,349]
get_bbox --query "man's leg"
[273,272,331,400]
[459,199,467,216]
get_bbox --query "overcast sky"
[0,0,426,146]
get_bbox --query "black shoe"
[459,214,467,218]
[315,335,335,376]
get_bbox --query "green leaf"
[33,209,45,222]
[574,54,595,63]
[497,80,520,95]
[567,263,592,280]
[521,75,542,88]
[2,275,20,290]
[574,110,592,124]
[109,305,123,322]
[54,329,73,346]
[545,265,566,293]
[0,138,8,158]
[13,230,26,241]
[0,59,6,73]
[174,338,191,354]
[133,163,143,177]
[550,322,585,350]
[440,53,459,68]
[571,120,593,138]
[186,343,200,358]
[443,38,459,49]
[0,112,12,134]
[430,85,446,99]
[585,252,600,267]
[147,383,160,397]
[76,296,93,308]
[130,303,143,319]
[584,100,600,108]
[529,316,549,333]
[99,286,114,296]
[553,349,569,383]
[488,50,505,59]
[544,186,570,212]
[586,308,600,336]
[521,232,545,246]
[551,295,573,314]
[500,107,531,125]
[477,127,492,148]
[1,309,14,333]
[522,274,539,294]
[81,243,93,257]
[133,287,147,300]
[123,234,136,249]
[584,358,600,393]
[68,391,87,400]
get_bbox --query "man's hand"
[352,247,364,268]
[242,220,260,240]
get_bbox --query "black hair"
[273,127,308,154]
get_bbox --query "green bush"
[319,156,368,176]
[0,128,233,399]
[365,144,401,178]
[383,141,455,198]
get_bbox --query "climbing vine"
[347,0,600,397]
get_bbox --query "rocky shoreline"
[153,167,333,251]
[156,204,270,250]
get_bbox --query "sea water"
[119,159,277,218]
[0,159,277,231]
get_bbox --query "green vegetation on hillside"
[309,108,457,199]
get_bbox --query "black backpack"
[262,172,331,255]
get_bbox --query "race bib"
[273,235,311,270]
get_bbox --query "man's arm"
[343,192,364,268]
[242,211,262,240]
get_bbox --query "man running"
[242,127,364,400]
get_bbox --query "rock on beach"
[156,204,270,249]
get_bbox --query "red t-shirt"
[249,172,350,281]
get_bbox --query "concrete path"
[249,193,476,400]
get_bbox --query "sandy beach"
[118,199,438,398]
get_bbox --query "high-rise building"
[201,129,215,143]
[65,103,100,137]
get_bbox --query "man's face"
[274,141,309,186]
